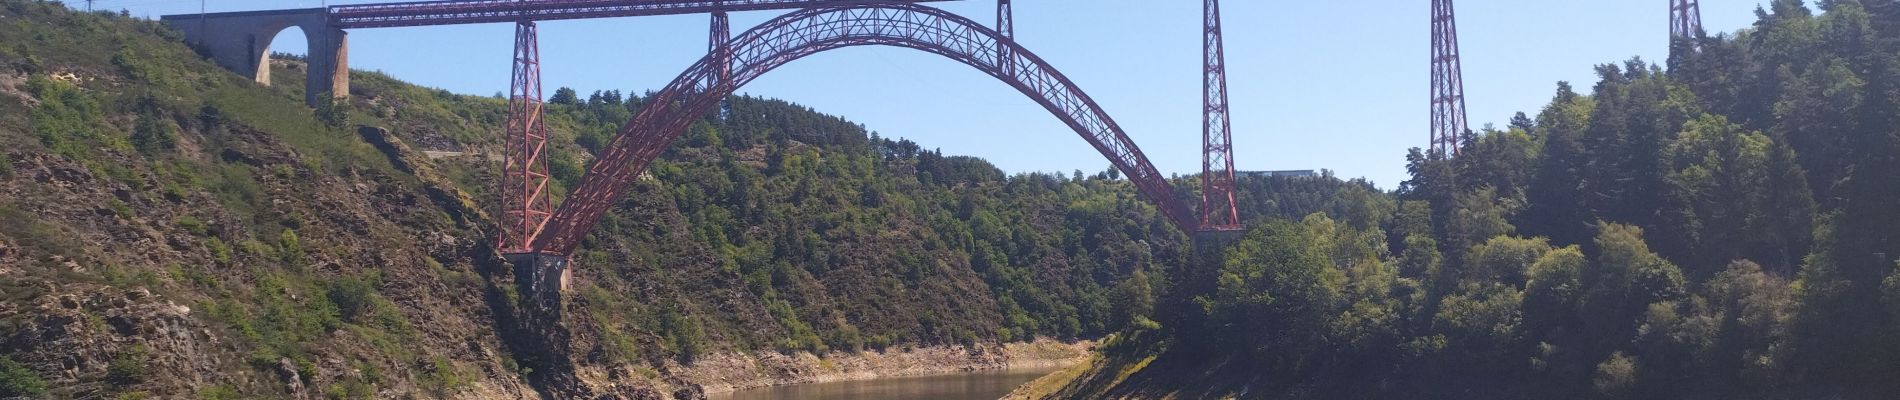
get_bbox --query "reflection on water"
[708,367,1059,400]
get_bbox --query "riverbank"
[667,338,1093,394]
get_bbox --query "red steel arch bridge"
[167,0,1246,292]
[419,0,1250,255]
[164,0,1705,295]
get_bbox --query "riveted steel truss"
[1670,0,1702,40]
[529,3,1201,254]
[328,0,954,28]
[498,21,555,255]
[1201,0,1240,232]
[1429,0,1467,157]
[1670,0,1703,57]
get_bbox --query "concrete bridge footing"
[506,253,572,312]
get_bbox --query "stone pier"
[161,8,348,106]
[506,253,571,311]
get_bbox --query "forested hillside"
[0,1,1384,397]
[1035,1,1900,399]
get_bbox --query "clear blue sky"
[96,0,1762,189]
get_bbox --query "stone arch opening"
[252,23,311,86]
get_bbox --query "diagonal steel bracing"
[498,21,556,255]
[1201,0,1240,232]
[1429,0,1468,157]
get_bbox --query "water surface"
[708,366,1058,400]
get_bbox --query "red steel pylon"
[1201,0,1241,231]
[712,6,732,118]
[498,20,554,255]
[997,0,1013,74]
[1429,0,1467,157]
[1671,0,1703,42]
[710,8,730,85]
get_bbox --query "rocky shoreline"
[664,338,1093,395]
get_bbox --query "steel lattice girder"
[1429,0,1467,156]
[1200,0,1240,231]
[530,3,1199,254]
[1670,0,1702,39]
[498,21,556,254]
[328,0,956,28]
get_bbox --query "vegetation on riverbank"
[1025,1,1900,399]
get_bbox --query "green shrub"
[208,165,265,215]
[278,230,304,265]
[197,102,227,127]
[825,323,865,353]
[0,355,47,397]
[205,237,232,265]
[107,199,134,219]
[237,239,273,258]
[174,216,207,236]
[0,153,12,178]
[420,357,468,397]
[549,154,582,189]
[231,274,344,371]
[131,112,177,154]
[111,47,148,80]
[315,92,350,128]
[661,310,704,362]
[106,346,149,386]
[15,54,42,74]
[1593,351,1637,395]
[325,380,375,400]
[27,76,106,160]
[327,275,377,324]
[599,326,640,363]
[198,384,240,400]
[170,264,219,291]
[102,263,159,289]
[866,334,894,351]
[161,181,187,201]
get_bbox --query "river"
[706,366,1059,400]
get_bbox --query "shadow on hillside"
[468,242,583,399]
[1049,346,1261,399]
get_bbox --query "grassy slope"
[0,2,527,398]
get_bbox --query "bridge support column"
[507,253,570,310]
[997,0,1012,75]
[498,21,555,256]
[161,8,348,107]
[306,28,350,105]
[1429,0,1468,156]
[711,9,732,119]
[1200,0,1241,231]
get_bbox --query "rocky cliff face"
[0,111,538,398]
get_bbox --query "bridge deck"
[156,7,327,22]
[327,0,958,29]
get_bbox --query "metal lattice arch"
[531,3,1196,254]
